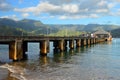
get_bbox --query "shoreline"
[0,66,21,80]
[0,68,19,80]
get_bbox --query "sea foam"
[0,63,27,80]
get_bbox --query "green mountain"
[0,18,44,31]
[48,24,120,37]
[111,28,120,38]
[48,24,120,31]
[0,18,58,36]
[0,25,22,36]
[0,18,120,37]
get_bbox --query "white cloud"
[97,0,107,6]
[22,13,29,17]
[96,9,109,13]
[0,0,12,11]
[89,14,99,18]
[13,0,120,19]
[108,3,115,9]
[59,14,99,20]
[59,16,67,19]
[19,0,24,4]
[14,2,60,14]
[39,15,55,19]
[113,9,120,16]
[116,0,120,2]
[62,4,79,13]
[14,7,35,13]
[0,16,9,18]
[0,15,18,21]
[14,2,80,16]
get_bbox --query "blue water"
[0,38,120,80]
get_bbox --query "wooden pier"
[0,36,110,61]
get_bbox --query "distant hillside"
[0,18,120,36]
[0,25,23,36]
[111,28,120,38]
[48,24,120,31]
[48,24,120,37]
[0,18,44,31]
[0,18,59,35]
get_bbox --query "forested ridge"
[0,18,120,37]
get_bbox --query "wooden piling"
[69,39,74,49]
[40,40,48,56]
[81,39,84,47]
[76,39,81,47]
[87,39,91,45]
[58,39,64,51]
[9,39,23,61]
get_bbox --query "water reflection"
[107,41,112,45]
[39,56,49,65]
[0,42,95,80]
[52,46,90,64]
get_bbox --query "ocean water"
[0,38,120,80]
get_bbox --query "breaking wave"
[0,63,27,80]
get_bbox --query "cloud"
[0,15,9,18]
[62,4,79,13]
[95,9,109,13]
[0,15,18,21]
[14,2,80,16]
[59,14,99,20]
[22,13,29,17]
[116,0,120,2]
[0,0,13,11]
[97,0,107,6]
[13,0,120,19]
[113,9,120,16]
[42,0,74,5]
[19,0,24,4]
[14,2,60,14]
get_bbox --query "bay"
[0,38,120,80]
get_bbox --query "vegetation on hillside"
[0,25,23,36]
[49,29,86,36]
[111,28,120,38]
[0,18,120,37]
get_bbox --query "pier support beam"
[9,39,23,61]
[93,38,96,44]
[95,38,97,44]
[40,40,48,56]
[69,39,74,49]
[46,40,50,53]
[84,39,87,46]
[81,39,87,46]
[58,39,65,51]
[87,39,91,45]
[96,38,99,43]
[76,39,81,47]
[91,38,93,44]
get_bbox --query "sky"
[0,0,120,25]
